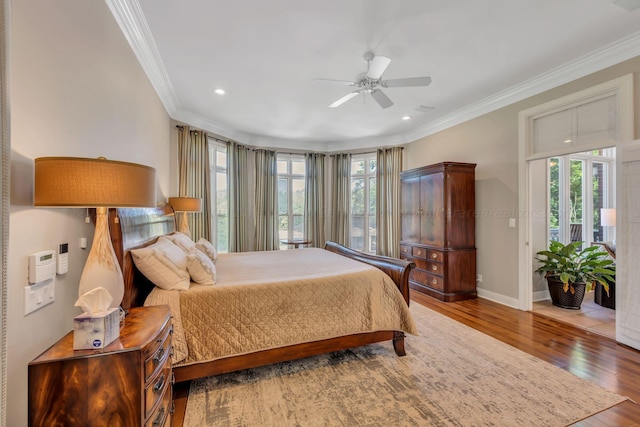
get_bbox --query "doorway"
[529,148,616,339]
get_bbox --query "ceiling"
[108,0,640,151]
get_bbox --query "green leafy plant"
[535,241,615,295]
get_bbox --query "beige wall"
[8,1,171,425]
[405,56,640,304]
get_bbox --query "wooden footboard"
[324,241,414,306]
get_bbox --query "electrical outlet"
[476,274,483,283]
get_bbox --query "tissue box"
[73,308,120,350]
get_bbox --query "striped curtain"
[177,126,211,241]
[304,153,326,248]
[254,149,280,251]
[376,147,403,257]
[330,153,351,246]
[228,141,251,252]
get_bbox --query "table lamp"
[168,197,202,237]
[600,207,616,245]
[34,157,156,308]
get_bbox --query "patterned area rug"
[184,303,627,426]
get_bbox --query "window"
[548,148,615,247]
[208,140,229,252]
[277,154,305,249]
[350,153,376,253]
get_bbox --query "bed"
[110,206,417,383]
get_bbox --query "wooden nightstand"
[28,305,173,427]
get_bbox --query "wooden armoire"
[400,162,477,301]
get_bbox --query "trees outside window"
[548,148,615,246]
[209,140,228,252]
[350,153,376,253]
[277,155,305,249]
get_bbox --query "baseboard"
[533,290,550,302]
[476,288,519,309]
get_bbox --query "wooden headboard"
[110,206,176,310]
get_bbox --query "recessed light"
[564,139,572,144]
[402,115,411,121]
[214,88,225,95]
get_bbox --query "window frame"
[208,139,229,253]
[350,152,377,254]
[277,154,306,249]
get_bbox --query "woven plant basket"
[547,277,587,310]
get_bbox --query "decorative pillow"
[186,249,217,286]
[165,232,196,253]
[195,238,218,263]
[130,237,190,290]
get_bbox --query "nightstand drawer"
[145,323,172,382]
[145,359,172,418]
[145,380,172,427]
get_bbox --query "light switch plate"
[24,279,55,315]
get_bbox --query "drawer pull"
[431,253,437,259]
[152,406,165,427]
[431,265,438,271]
[153,373,166,394]
[432,279,438,285]
[153,347,165,364]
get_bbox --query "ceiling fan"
[314,51,431,109]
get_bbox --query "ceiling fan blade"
[370,89,393,109]
[382,76,432,88]
[367,55,391,80]
[313,78,358,86]
[415,105,435,113]
[329,91,361,108]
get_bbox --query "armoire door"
[420,172,444,246]
[401,176,421,242]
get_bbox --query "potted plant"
[535,241,615,309]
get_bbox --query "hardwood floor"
[173,295,640,426]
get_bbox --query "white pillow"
[130,237,190,290]
[196,238,218,263]
[165,232,196,253]
[186,249,217,286]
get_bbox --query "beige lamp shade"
[33,156,157,309]
[34,157,156,207]
[168,197,202,212]
[601,208,616,227]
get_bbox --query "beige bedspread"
[145,248,417,366]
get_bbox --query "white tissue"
[74,286,113,316]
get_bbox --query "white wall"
[8,0,171,425]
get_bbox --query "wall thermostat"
[28,250,56,284]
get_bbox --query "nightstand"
[28,305,173,427]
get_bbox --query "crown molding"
[406,30,640,142]
[108,0,640,149]
[105,0,179,115]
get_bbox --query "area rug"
[184,303,628,426]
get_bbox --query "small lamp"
[600,208,616,246]
[34,157,156,308]
[168,197,202,237]
[600,208,616,227]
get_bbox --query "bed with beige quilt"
[112,207,417,383]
